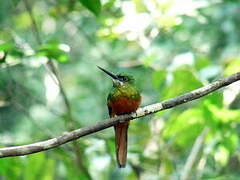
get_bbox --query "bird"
[98,66,141,168]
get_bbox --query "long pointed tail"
[114,121,129,168]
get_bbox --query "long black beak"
[98,66,118,80]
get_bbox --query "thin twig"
[196,156,207,180]
[23,0,42,44]
[0,72,239,158]
[23,1,89,177]
[23,0,76,126]
[180,127,210,180]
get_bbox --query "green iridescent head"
[98,66,135,87]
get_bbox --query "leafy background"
[0,0,240,179]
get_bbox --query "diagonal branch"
[0,72,240,158]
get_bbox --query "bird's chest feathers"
[108,86,141,115]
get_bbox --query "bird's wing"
[108,104,112,117]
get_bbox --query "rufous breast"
[108,96,141,115]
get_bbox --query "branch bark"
[0,72,240,158]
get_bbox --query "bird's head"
[98,66,135,87]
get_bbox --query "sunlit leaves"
[207,102,240,123]
[0,0,240,178]
[220,132,238,155]
[214,145,230,166]
[13,12,31,29]
[224,58,240,76]
[133,0,147,13]
[156,14,180,28]
[79,0,101,16]
[163,90,239,158]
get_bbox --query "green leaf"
[214,145,229,166]
[202,101,219,130]
[133,0,148,13]
[37,43,70,63]
[142,53,157,67]
[162,67,202,99]
[203,92,223,108]
[224,58,240,76]
[163,108,204,147]
[0,158,21,179]
[24,153,46,180]
[204,100,240,124]
[130,119,151,152]
[0,43,13,51]
[42,158,55,180]
[152,69,167,90]
[0,43,24,59]
[10,48,24,58]
[221,132,238,154]
[63,157,88,180]
[79,0,101,16]
[13,12,32,28]
[195,57,211,70]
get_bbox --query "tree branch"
[0,72,240,158]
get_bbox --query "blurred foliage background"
[0,0,240,179]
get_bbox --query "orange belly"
[108,97,141,115]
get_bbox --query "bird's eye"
[118,76,128,82]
